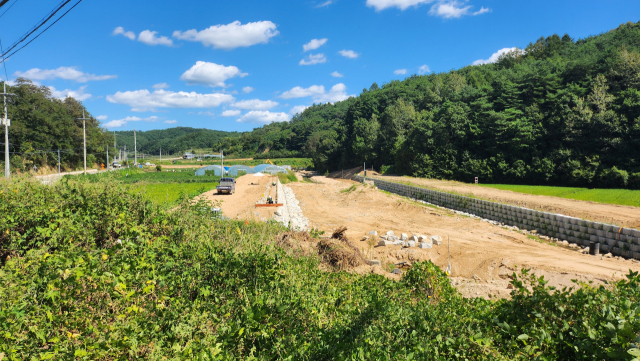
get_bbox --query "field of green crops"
[479,184,640,207]
[68,168,220,205]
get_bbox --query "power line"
[2,0,71,55]
[0,0,19,20]
[0,0,84,63]
[0,38,8,81]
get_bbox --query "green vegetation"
[340,184,357,193]
[69,168,220,205]
[0,78,112,172]
[113,127,239,156]
[2,178,640,359]
[216,21,640,189]
[479,183,640,207]
[136,183,217,205]
[277,170,298,184]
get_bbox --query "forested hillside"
[218,21,640,189]
[0,78,111,171]
[113,127,238,156]
[0,78,238,171]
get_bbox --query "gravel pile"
[281,183,309,231]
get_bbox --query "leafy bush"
[2,178,640,359]
[599,166,629,188]
[403,260,457,301]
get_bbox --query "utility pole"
[57,149,60,175]
[2,82,15,179]
[77,110,89,175]
[134,127,137,166]
[160,147,162,163]
[106,145,109,171]
[221,149,224,176]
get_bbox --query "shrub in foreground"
[1,178,640,360]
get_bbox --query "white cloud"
[48,85,91,101]
[472,47,517,65]
[303,38,328,52]
[299,53,327,66]
[180,61,248,87]
[164,120,178,124]
[96,115,108,121]
[473,6,490,15]
[315,83,351,103]
[15,66,116,82]
[338,49,359,59]
[113,26,135,40]
[237,110,289,124]
[106,89,235,112]
[418,64,431,74]
[103,115,159,128]
[232,99,278,110]
[429,1,490,18]
[280,85,325,99]
[366,0,490,18]
[138,30,173,46]
[221,110,241,117]
[394,68,407,75]
[366,0,433,11]
[242,86,254,93]
[331,71,344,78]
[317,0,334,7]
[153,83,170,89]
[173,21,279,50]
[289,105,308,115]
[280,83,351,103]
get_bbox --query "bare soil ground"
[371,173,640,228]
[198,173,279,221]
[288,175,640,299]
[198,171,640,299]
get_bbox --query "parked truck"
[216,177,236,194]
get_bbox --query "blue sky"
[1,0,639,132]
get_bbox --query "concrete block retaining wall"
[355,176,640,260]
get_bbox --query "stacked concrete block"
[354,175,640,261]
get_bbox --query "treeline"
[0,78,112,171]
[218,21,640,189]
[113,127,238,156]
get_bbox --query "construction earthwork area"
[201,169,640,300]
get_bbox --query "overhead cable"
[0,0,84,63]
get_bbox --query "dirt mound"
[317,226,366,270]
[274,231,316,257]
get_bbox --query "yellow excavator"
[264,159,274,165]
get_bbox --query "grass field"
[68,168,220,205]
[135,182,218,204]
[479,184,640,207]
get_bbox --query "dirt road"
[198,173,278,221]
[288,176,640,298]
[371,175,640,228]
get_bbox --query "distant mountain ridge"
[112,127,239,156]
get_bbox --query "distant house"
[183,153,196,160]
